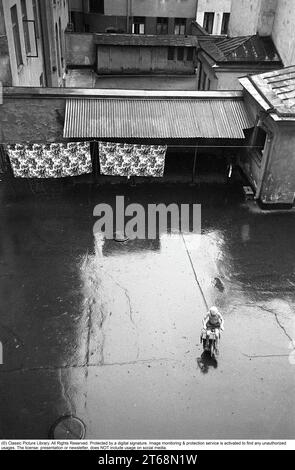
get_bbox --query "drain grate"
[113,231,129,243]
[49,415,86,440]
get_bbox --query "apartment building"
[0,0,69,87]
[69,0,198,35]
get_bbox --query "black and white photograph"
[0,0,294,457]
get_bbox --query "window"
[174,18,186,35]
[55,23,61,77]
[89,0,104,14]
[254,127,267,154]
[11,5,23,67]
[59,18,64,67]
[203,12,214,34]
[221,13,230,35]
[32,0,40,38]
[157,17,168,34]
[186,48,193,61]
[177,47,184,61]
[168,47,175,60]
[21,0,31,55]
[132,17,145,34]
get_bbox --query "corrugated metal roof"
[94,33,199,48]
[63,97,254,139]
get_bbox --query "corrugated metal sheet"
[63,98,254,139]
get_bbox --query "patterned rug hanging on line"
[99,142,167,177]
[7,142,92,178]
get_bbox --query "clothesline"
[4,141,263,149]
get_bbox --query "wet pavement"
[66,69,198,90]
[0,182,294,439]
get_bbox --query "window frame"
[203,12,214,34]
[174,18,186,35]
[32,0,40,38]
[11,5,23,68]
[186,48,193,61]
[132,16,145,34]
[21,0,31,55]
[55,22,61,77]
[177,47,184,61]
[168,46,175,61]
[156,17,168,35]
[221,12,230,35]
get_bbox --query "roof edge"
[3,87,245,100]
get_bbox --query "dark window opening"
[221,13,230,35]
[55,23,61,77]
[89,0,104,14]
[32,0,40,38]
[21,0,31,54]
[11,5,23,67]
[157,17,168,34]
[203,12,214,34]
[59,18,64,67]
[177,47,184,61]
[186,48,193,61]
[174,18,186,35]
[168,47,175,60]
[132,17,145,34]
[254,127,267,153]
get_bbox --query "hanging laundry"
[99,142,167,177]
[7,142,92,178]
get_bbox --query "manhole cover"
[113,231,129,242]
[49,415,86,440]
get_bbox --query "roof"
[63,96,254,140]
[94,33,199,48]
[240,65,295,119]
[199,35,282,64]
[3,87,246,99]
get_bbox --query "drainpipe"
[38,0,50,87]
[126,0,130,33]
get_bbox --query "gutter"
[3,87,245,100]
